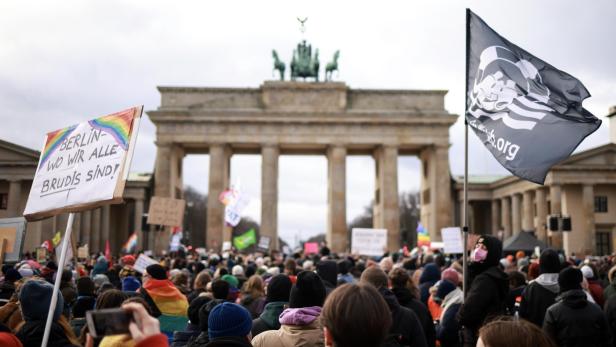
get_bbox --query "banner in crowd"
[441,227,464,254]
[417,223,431,247]
[233,228,256,250]
[134,253,158,273]
[23,106,143,220]
[36,247,48,264]
[351,228,387,256]
[219,185,250,227]
[147,196,185,227]
[258,236,271,251]
[0,217,27,262]
[466,10,601,184]
[303,242,319,255]
[170,231,182,252]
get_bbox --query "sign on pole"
[351,228,387,256]
[133,254,159,274]
[258,236,271,251]
[0,217,27,263]
[441,227,464,254]
[24,107,143,220]
[147,196,186,227]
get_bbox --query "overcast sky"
[1,1,614,246]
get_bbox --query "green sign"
[233,229,256,250]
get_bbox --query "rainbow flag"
[143,279,188,337]
[88,108,135,150]
[38,125,77,171]
[417,222,431,247]
[122,232,138,253]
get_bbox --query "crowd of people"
[0,234,615,347]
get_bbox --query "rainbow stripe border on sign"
[38,125,77,171]
[88,109,135,150]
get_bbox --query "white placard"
[24,107,143,221]
[134,254,158,274]
[258,236,271,250]
[222,241,232,252]
[351,228,387,256]
[170,232,182,252]
[441,227,464,254]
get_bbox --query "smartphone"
[86,308,133,338]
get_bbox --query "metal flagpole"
[42,212,75,347]
[462,8,471,300]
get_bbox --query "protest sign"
[441,227,464,254]
[304,242,319,255]
[170,232,182,252]
[222,241,232,252]
[147,196,186,227]
[233,229,256,250]
[36,247,48,264]
[77,244,89,259]
[23,107,143,221]
[0,217,27,263]
[351,228,387,256]
[134,254,158,273]
[258,236,271,251]
[219,186,250,227]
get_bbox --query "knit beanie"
[146,264,167,280]
[20,279,64,322]
[266,274,292,302]
[559,267,583,292]
[221,274,239,289]
[435,280,457,301]
[580,265,594,279]
[121,255,136,266]
[208,302,252,339]
[539,249,561,274]
[121,276,141,292]
[17,268,33,278]
[289,271,326,308]
[441,268,460,286]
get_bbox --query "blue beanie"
[208,302,252,339]
[435,280,457,301]
[20,279,64,322]
[122,276,141,292]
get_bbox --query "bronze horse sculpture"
[272,50,285,81]
[325,50,340,81]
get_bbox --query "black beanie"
[146,264,167,280]
[267,274,292,302]
[289,271,326,308]
[559,267,583,293]
[198,298,224,332]
[188,296,211,326]
[539,249,561,274]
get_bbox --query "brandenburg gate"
[148,81,457,252]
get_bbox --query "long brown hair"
[242,274,265,298]
[479,317,556,347]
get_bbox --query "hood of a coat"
[391,286,415,306]
[557,289,589,309]
[259,301,287,327]
[279,306,321,326]
[316,261,337,288]
[378,287,400,312]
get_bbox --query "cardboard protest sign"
[351,228,387,256]
[36,247,48,264]
[258,236,271,251]
[147,196,186,227]
[304,242,319,255]
[77,244,89,259]
[23,107,143,221]
[0,218,27,262]
[134,254,158,273]
[441,227,464,254]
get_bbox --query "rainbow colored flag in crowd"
[122,232,138,253]
[417,222,431,247]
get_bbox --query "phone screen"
[86,308,132,338]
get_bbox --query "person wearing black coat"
[543,267,612,347]
[361,267,428,347]
[519,248,561,327]
[316,260,338,295]
[604,294,616,347]
[457,235,509,347]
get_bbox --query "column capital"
[261,143,279,150]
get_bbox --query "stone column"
[549,184,563,249]
[500,197,511,239]
[261,145,279,251]
[170,145,184,199]
[101,205,110,253]
[535,188,548,243]
[374,146,399,252]
[73,212,82,245]
[134,198,145,250]
[6,180,22,216]
[581,184,596,254]
[419,145,453,241]
[511,193,522,235]
[82,210,92,248]
[154,144,172,198]
[522,190,534,232]
[206,144,231,250]
[327,146,347,253]
[91,208,101,253]
[491,199,500,236]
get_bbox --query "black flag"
[466,10,601,184]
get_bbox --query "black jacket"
[391,286,436,347]
[519,280,559,327]
[16,321,79,347]
[457,266,508,347]
[604,294,616,347]
[204,336,253,347]
[543,289,612,347]
[380,287,428,347]
[436,302,462,347]
[186,332,209,347]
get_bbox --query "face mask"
[472,248,488,262]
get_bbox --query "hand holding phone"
[86,308,132,338]
[122,302,161,343]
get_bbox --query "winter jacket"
[0,281,15,301]
[186,332,209,347]
[457,266,508,347]
[136,333,170,347]
[379,287,428,347]
[204,336,253,347]
[252,306,323,347]
[240,294,266,319]
[16,321,79,347]
[604,281,616,303]
[316,261,337,295]
[391,286,436,347]
[543,289,612,347]
[172,325,201,347]
[588,279,605,308]
[519,273,559,327]
[604,295,616,347]
[419,264,441,305]
[251,301,287,338]
[436,288,463,347]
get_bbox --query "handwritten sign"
[23,107,143,221]
[77,244,89,259]
[258,236,271,251]
[134,254,158,274]
[351,228,387,256]
[36,247,48,264]
[147,196,186,227]
[441,227,464,254]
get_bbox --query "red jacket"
[136,334,168,347]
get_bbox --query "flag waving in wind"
[466,10,601,184]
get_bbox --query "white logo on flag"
[468,46,554,130]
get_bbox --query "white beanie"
[232,265,244,276]
[580,265,594,279]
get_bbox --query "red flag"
[105,240,111,262]
[41,240,53,252]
